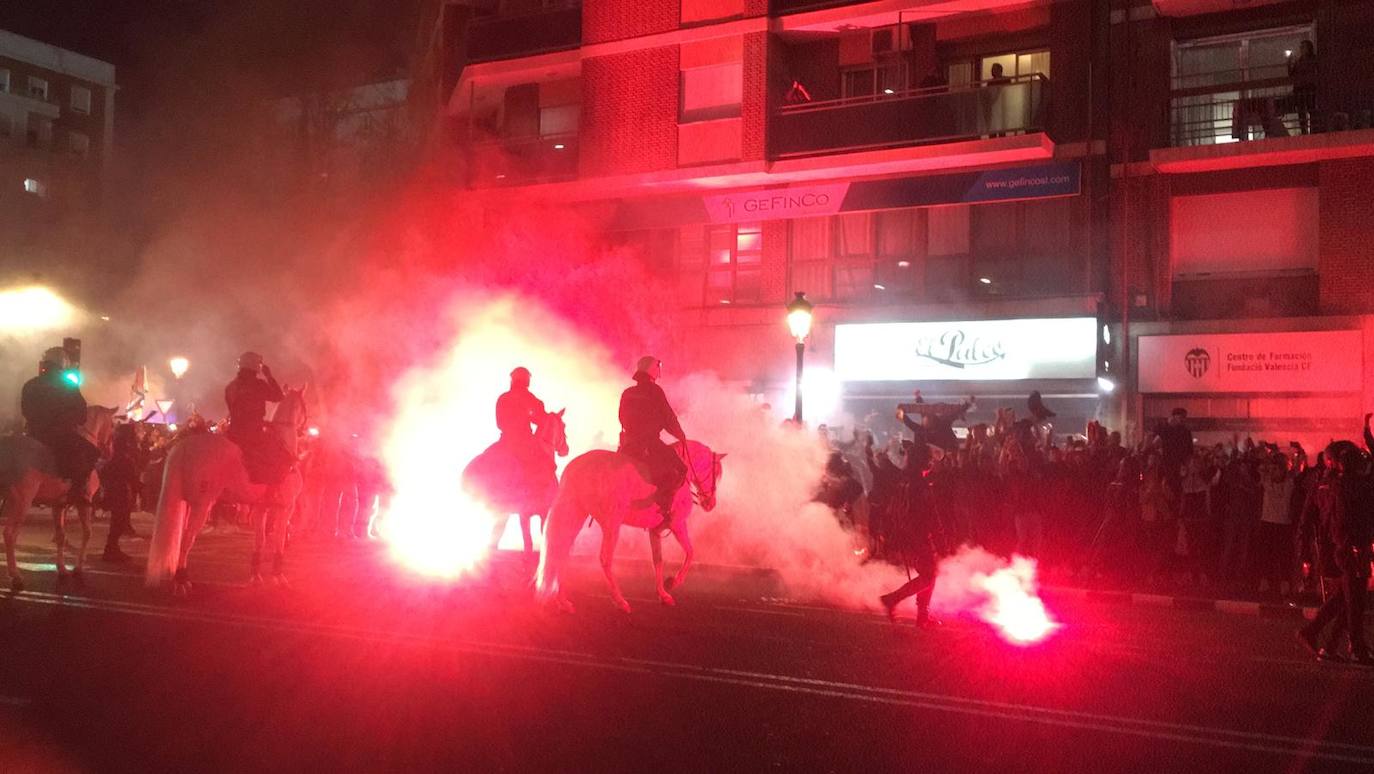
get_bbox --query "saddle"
[235,429,296,487]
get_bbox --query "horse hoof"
[659,593,676,608]
[612,598,632,614]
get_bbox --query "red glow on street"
[974,556,1058,645]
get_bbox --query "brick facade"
[579,47,679,177]
[582,0,679,45]
[1318,158,1374,315]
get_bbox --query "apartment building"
[437,0,1374,440]
[0,28,115,225]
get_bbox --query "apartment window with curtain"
[789,217,831,300]
[1171,25,1314,146]
[702,223,762,304]
[926,205,969,300]
[874,209,917,296]
[680,63,743,122]
[833,212,875,301]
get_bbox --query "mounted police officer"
[20,346,98,504]
[495,367,552,488]
[224,351,285,483]
[618,356,687,529]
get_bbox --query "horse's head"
[272,383,310,434]
[684,441,725,512]
[540,408,569,458]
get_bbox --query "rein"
[676,441,720,507]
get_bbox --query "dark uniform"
[880,410,942,624]
[21,370,98,502]
[618,371,687,517]
[1298,452,1373,661]
[495,387,551,484]
[225,368,286,484]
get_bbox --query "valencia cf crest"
[1184,348,1210,379]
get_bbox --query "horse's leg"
[599,522,630,613]
[177,500,213,593]
[3,478,40,591]
[251,499,268,584]
[53,505,69,580]
[519,514,535,564]
[649,530,674,607]
[269,501,291,585]
[668,523,695,592]
[72,503,93,580]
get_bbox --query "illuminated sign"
[834,317,1098,382]
[703,183,849,224]
[1138,330,1363,393]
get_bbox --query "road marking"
[0,696,31,707]
[9,590,1374,764]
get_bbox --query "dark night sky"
[0,1,420,120]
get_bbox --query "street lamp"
[786,292,814,424]
[169,356,190,380]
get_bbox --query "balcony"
[1154,67,1374,173]
[467,133,578,187]
[770,74,1048,160]
[466,1,582,64]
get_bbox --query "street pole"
[794,340,805,424]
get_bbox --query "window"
[1170,188,1318,277]
[680,64,742,123]
[841,63,907,100]
[789,217,832,300]
[27,76,49,101]
[24,178,46,197]
[26,116,52,149]
[978,50,1050,80]
[1170,25,1314,145]
[875,210,917,295]
[834,213,875,300]
[703,223,762,304]
[0,114,11,138]
[0,70,9,93]
[927,205,969,257]
[69,131,90,157]
[70,85,92,114]
[538,104,579,137]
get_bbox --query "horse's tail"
[144,451,185,586]
[535,472,584,601]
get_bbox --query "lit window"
[701,223,763,305]
[538,104,579,138]
[69,131,90,157]
[680,63,743,123]
[70,85,92,114]
[27,76,49,101]
[24,178,47,197]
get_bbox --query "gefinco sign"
[834,317,1098,382]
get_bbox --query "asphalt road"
[2,515,1373,774]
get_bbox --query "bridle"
[676,441,722,507]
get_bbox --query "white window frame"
[70,84,92,114]
[27,76,49,101]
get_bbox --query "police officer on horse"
[495,367,556,490]
[618,356,688,530]
[20,346,98,504]
[224,351,285,483]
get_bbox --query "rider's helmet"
[238,351,264,372]
[510,366,531,387]
[634,356,660,376]
[40,346,70,374]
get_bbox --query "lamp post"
[786,292,814,424]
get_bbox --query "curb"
[1047,585,1316,620]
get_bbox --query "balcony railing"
[467,133,578,187]
[771,74,1048,159]
[1168,73,1313,146]
[466,1,582,63]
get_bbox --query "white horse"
[144,387,307,593]
[535,441,723,613]
[1,406,116,592]
[251,386,307,584]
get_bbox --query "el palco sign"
[1137,330,1364,394]
[834,318,1098,382]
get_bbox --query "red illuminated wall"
[580,47,680,176]
[582,0,678,44]
[1319,158,1374,315]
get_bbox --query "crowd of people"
[816,394,1373,649]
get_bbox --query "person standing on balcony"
[1288,40,1318,135]
[984,63,1011,138]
